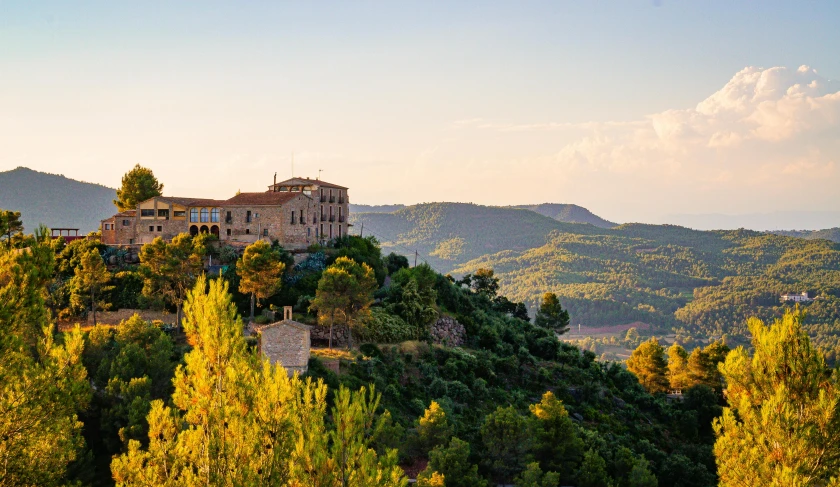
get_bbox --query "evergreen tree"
[686,347,713,389]
[70,249,111,325]
[237,239,286,322]
[418,437,486,487]
[534,292,570,334]
[0,239,91,485]
[481,405,532,483]
[114,164,163,211]
[576,449,613,487]
[310,257,377,349]
[415,471,446,487]
[714,310,840,486]
[0,209,23,249]
[627,338,668,394]
[417,401,453,451]
[529,391,583,479]
[138,233,205,327]
[627,457,657,487]
[515,462,561,487]
[470,268,500,298]
[666,343,690,392]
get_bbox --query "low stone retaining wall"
[430,316,466,347]
[310,323,350,347]
[87,309,177,326]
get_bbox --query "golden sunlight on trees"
[70,249,111,325]
[310,257,376,349]
[626,338,668,394]
[111,275,405,487]
[138,233,205,327]
[714,310,840,486]
[0,237,91,485]
[534,292,570,335]
[114,164,163,212]
[237,239,285,322]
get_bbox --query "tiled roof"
[223,192,304,206]
[156,196,227,207]
[271,177,348,190]
[103,209,136,221]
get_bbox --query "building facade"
[781,291,813,303]
[257,307,311,377]
[100,176,349,249]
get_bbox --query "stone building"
[100,176,349,249]
[257,306,311,377]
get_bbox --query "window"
[246,229,250,235]
[338,225,342,237]
[290,210,296,224]
[226,229,231,236]
[200,208,209,223]
[149,226,154,232]
[173,210,186,218]
[211,208,219,223]
[123,219,130,226]
[307,227,311,237]
[190,208,198,222]
[157,226,162,232]
[246,211,252,223]
[263,229,268,236]
[225,211,232,223]
[158,209,169,218]
[141,209,155,217]
[129,239,135,245]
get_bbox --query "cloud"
[449,65,840,218]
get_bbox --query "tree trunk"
[250,293,256,323]
[329,310,334,350]
[176,302,182,331]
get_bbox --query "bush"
[357,307,418,343]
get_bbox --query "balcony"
[329,215,335,222]
[320,214,327,222]
[320,195,327,203]
[338,216,346,223]
[290,218,297,225]
[338,197,345,204]
[329,196,336,203]
[299,217,305,224]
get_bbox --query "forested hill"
[350,202,605,271]
[512,203,618,228]
[453,225,840,342]
[0,167,116,233]
[770,227,840,243]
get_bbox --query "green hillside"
[453,226,840,343]
[0,167,116,233]
[513,203,618,228]
[770,227,840,243]
[351,202,604,271]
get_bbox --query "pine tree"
[0,209,23,249]
[481,405,532,483]
[534,292,570,334]
[666,343,690,392]
[237,239,286,322]
[515,462,561,487]
[529,391,583,478]
[417,401,453,451]
[627,457,657,487]
[310,257,376,349]
[70,249,111,325]
[418,437,486,487]
[576,449,613,487]
[714,310,840,486]
[114,164,163,211]
[138,233,205,327]
[627,338,668,393]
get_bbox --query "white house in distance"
[781,291,814,303]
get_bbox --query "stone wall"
[224,194,317,249]
[310,323,350,347]
[87,308,177,326]
[430,316,466,347]
[259,321,311,376]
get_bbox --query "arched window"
[200,208,209,223]
[190,208,198,222]
[211,208,219,223]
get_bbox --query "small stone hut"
[257,306,311,377]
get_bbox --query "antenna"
[318,168,323,180]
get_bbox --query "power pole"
[414,250,418,267]
[360,222,364,238]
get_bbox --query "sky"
[1,1,839,227]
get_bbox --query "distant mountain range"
[0,167,116,233]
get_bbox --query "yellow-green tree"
[529,391,583,480]
[310,257,377,349]
[114,164,163,211]
[666,343,690,392]
[714,310,840,486]
[237,239,285,322]
[0,237,91,486]
[417,401,453,451]
[516,462,560,487]
[70,249,111,325]
[111,275,405,486]
[138,233,205,327]
[627,338,668,393]
[0,209,23,249]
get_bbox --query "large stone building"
[100,176,350,249]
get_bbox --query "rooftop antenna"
[318,168,323,180]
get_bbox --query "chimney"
[284,306,293,321]
[274,172,277,185]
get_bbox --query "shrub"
[357,307,417,343]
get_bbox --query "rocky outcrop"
[430,316,465,347]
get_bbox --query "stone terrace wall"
[430,316,466,347]
[87,309,177,326]
[310,323,350,347]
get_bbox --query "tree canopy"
[114,164,163,211]
[237,239,286,321]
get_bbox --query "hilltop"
[0,167,116,233]
[770,227,840,243]
[512,203,618,228]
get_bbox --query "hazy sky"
[2,1,839,224]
